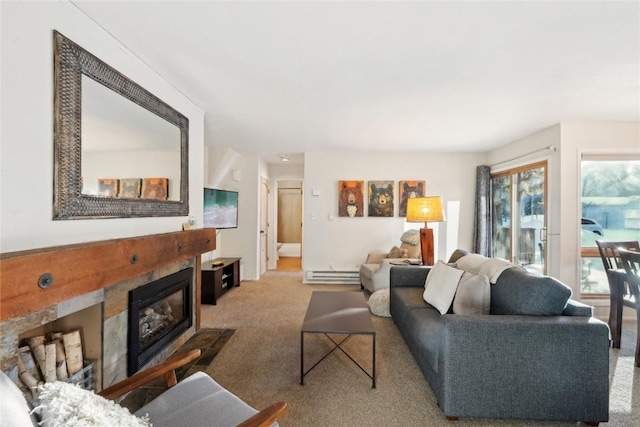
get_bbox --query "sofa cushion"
[390,286,442,372]
[398,303,443,372]
[136,372,258,427]
[392,286,429,310]
[423,261,464,314]
[389,245,408,258]
[453,271,490,315]
[491,268,572,315]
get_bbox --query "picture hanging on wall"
[368,180,394,217]
[338,180,364,217]
[398,180,425,217]
[98,179,119,197]
[142,178,169,200]
[118,178,142,198]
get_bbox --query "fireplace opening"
[128,268,193,376]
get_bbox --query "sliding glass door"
[491,162,547,274]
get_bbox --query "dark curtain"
[473,165,491,256]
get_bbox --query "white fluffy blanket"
[32,381,150,427]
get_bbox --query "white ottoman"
[368,288,391,317]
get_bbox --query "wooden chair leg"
[446,416,459,421]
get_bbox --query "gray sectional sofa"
[389,249,610,424]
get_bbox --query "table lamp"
[406,196,445,266]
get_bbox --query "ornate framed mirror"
[53,30,189,219]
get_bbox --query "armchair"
[359,229,421,293]
[1,349,288,427]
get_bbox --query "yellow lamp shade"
[406,196,445,224]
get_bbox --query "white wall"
[0,1,205,252]
[203,146,265,280]
[303,151,484,273]
[83,151,180,199]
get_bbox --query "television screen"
[203,188,238,229]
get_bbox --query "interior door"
[278,184,302,244]
[260,178,269,276]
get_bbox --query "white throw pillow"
[453,271,491,315]
[423,261,464,314]
[33,381,150,427]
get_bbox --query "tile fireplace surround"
[0,229,216,391]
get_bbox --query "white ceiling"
[72,1,639,163]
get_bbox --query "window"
[580,157,640,295]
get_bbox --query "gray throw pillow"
[453,271,490,315]
[491,268,572,316]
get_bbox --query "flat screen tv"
[203,188,239,229]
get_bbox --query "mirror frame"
[53,30,189,219]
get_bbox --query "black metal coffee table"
[300,291,376,388]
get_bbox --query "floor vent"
[304,270,360,284]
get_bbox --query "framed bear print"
[368,180,394,217]
[399,180,425,217]
[338,180,364,217]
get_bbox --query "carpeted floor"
[165,271,637,426]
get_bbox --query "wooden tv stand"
[201,257,240,305]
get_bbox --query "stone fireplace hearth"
[0,230,216,391]
[4,259,196,391]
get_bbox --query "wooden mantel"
[0,229,216,322]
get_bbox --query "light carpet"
[200,271,639,427]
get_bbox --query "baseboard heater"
[304,270,360,284]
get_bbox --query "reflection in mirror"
[53,30,189,219]
[81,76,181,201]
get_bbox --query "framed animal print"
[98,179,119,197]
[142,178,169,200]
[368,181,394,217]
[118,178,142,198]
[338,180,364,217]
[398,180,425,217]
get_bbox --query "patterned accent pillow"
[400,229,420,246]
[389,245,409,258]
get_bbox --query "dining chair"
[616,248,640,367]
[595,240,640,349]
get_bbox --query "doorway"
[260,178,269,276]
[277,181,302,271]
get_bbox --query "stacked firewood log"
[17,330,84,395]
